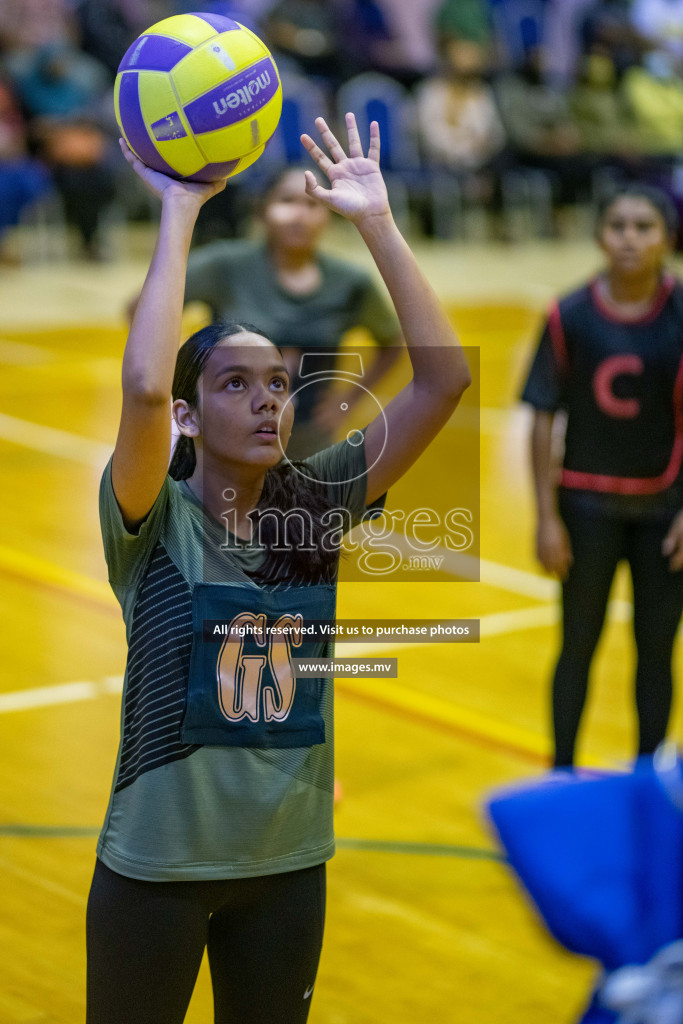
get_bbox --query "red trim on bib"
[561,352,683,494]
[590,273,676,326]
[548,302,568,375]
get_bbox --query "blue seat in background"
[487,0,552,64]
[336,72,463,237]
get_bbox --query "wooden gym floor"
[1,221,681,1023]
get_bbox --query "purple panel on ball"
[118,34,193,73]
[191,12,241,33]
[186,159,240,182]
[151,111,187,142]
[118,72,179,177]
[184,57,278,134]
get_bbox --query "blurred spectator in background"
[569,51,639,158]
[579,0,650,75]
[5,42,109,119]
[173,0,275,31]
[631,0,683,63]
[2,0,680,261]
[333,0,393,77]
[265,0,348,88]
[496,45,594,213]
[4,41,117,258]
[37,121,117,258]
[487,0,551,69]
[0,76,51,261]
[543,0,596,84]
[622,51,683,158]
[620,49,683,243]
[73,0,164,82]
[0,0,74,52]
[416,37,506,202]
[434,0,493,48]
[367,0,441,87]
[573,50,643,174]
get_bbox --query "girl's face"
[598,196,672,277]
[262,170,329,252]
[176,334,295,468]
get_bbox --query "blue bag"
[487,752,683,1023]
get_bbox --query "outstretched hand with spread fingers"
[300,113,390,224]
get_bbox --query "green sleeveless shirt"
[97,437,381,881]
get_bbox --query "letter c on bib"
[592,354,644,419]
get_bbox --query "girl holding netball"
[87,114,470,1024]
[522,184,683,769]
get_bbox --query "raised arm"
[112,142,225,529]
[300,114,471,504]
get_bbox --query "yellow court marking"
[0,667,558,764]
[336,675,551,760]
[0,541,559,760]
[0,537,620,767]
[336,676,612,769]
[0,413,112,465]
[0,338,60,364]
[0,676,123,713]
[0,545,115,610]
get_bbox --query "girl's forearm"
[531,411,560,520]
[121,197,199,401]
[356,213,471,399]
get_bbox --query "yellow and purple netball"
[115,12,282,181]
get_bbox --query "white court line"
[480,558,557,601]
[0,411,575,601]
[0,676,123,713]
[378,532,558,600]
[0,404,515,467]
[0,680,101,712]
[0,592,637,716]
[0,412,111,465]
[479,604,559,636]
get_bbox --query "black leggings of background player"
[553,496,683,768]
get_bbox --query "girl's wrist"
[537,498,560,522]
[160,187,203,217]
[159,194,202,242]
[355,209,397,241]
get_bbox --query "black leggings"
[86,858,326,1024]
[553,502,683,767]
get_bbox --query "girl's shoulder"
[316,249,369,284]
[667,273,683,305]
[548,283,594,331]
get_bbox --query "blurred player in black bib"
[522,184,683,768]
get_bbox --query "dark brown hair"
[596,183,679,238]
